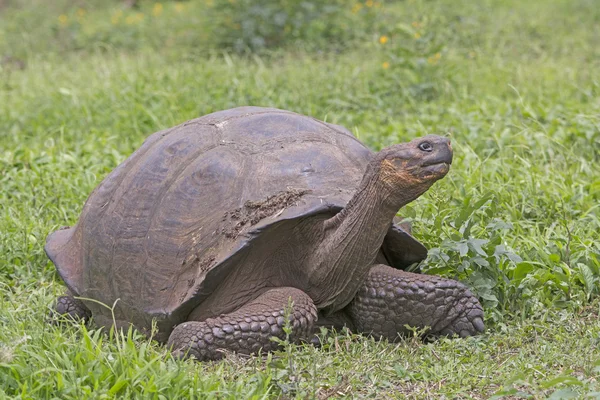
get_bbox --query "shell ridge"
[200,109,303,127]
[139,140,222,308]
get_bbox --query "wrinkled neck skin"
[308,160,430,313]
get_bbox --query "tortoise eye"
[418,142,433,152]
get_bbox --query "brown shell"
[45,107,426,339]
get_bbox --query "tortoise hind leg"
[347,264,484,340]
[51,291,91,322]
[168,287,317,361]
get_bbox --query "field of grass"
[1,0,599,398]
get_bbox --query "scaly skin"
[347,264,485,340]
[168,287,317,361]
[51,292,91,322]
[169,265,483,359]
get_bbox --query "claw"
[472,317,485,333]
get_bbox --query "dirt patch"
[181,254,216,293]
[222,189,310,239]
[198,255,216,273]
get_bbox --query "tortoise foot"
[168,287,317,361]
[50,293,91,323]
[348,264,484,340]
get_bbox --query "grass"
[1,0,599,398]
[2,287,600,398]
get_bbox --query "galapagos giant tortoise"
[46,107,484,360]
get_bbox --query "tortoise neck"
[308,164,418,312]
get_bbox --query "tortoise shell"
[45,107,427,341]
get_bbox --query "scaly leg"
[168,287,317,361]
[51,290,91,322]
[347,264,484,340]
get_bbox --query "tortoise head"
[374,135,453,200]
[313,134,453,310]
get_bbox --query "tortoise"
[46,106,484,360]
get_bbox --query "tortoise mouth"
[420,162,450,179]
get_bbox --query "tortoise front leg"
[168,287,317,361]
[347,264,484,340]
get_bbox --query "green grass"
[1,0,599,398]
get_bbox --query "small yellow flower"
[365,0,374,7]
[382,61,390,69]
[111,9,123,25]
[414,32,421,39]
[152,3,163,17]
[351,3,363,14]
[174,2,185,12]
[205,0,214,7]
[469,51,476,58]
[76,8,86,23]
[427,53,441,65]
[126,13,144,25]
[379,35,388,45]
[58,14,68,26]
[411,21,421,28]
